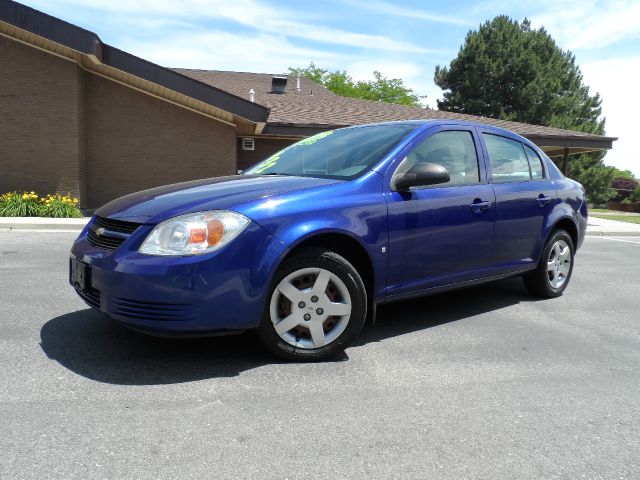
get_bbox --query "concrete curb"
[585,230,640,237]
[586,217,640,237]
[0,217,90,232]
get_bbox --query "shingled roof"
[175,69,616,157]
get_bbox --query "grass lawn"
[590,209,640,224]
[591,208,640,213]
[591,215,640,224]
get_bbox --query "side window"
[483,134,531,182]
[398,130,480,186]
[524,144,545,180]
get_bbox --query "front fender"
[261,217,388,303]
[237,176,388,301]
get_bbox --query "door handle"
[536,194,552,207]
[469,199,492,214]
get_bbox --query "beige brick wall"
[84,75,236,208]
[0,36,84,199]
[0,35,237,209]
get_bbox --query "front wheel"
[523,229,575,298]
[256,248,367,361]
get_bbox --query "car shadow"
[357,277,532,346]
[40,278,532,385]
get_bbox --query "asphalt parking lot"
[1,232,638,479]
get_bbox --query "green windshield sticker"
[296,130,334,146]
[249,131,334,174]
[252,157,278,173]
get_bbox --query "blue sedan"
[70,120,586,361]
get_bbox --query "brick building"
[0,1,616,209]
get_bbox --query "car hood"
[96,175,342,224]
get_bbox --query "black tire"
[523,229,575,298]
[256,248,367,362]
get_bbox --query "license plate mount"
[70,257,90,292]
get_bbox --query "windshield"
[245,124,418,179]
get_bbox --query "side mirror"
[392,163,450,191]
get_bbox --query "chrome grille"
[86,216,141,250]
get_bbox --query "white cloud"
[25,0,432,53]
[468,0,640,51]
[530,0,640,50]
[265,22,434,53]
[581,56,640,176]
[123,30,347,73]
[340,0,472,26]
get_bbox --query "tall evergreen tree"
[434,16,614,203]
[434,16,604,133]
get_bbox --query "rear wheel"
[256,248,367,361]
[523,229,574,298]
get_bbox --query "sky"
[22,0,640,175]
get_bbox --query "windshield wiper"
[260,172,296,176]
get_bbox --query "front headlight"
[139,211,250,256]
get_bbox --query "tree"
[609,168,638,203]
[289,62,424,107]
[434,16,604,132]
[434,16,614,204]
[611,167,636,180]
[611,177,639,202]
[568,156,616,205]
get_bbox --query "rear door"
[479,131,555,270]
[384,126,495,296]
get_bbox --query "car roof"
[348,119,535,147]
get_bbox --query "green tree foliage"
[611,168,636,180]
[434,16,604,131]
[568,156,616,205]
[289,62,424,107]
[434,16,614,204]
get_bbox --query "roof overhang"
[262,123,349,137]
[525,135,617,157]
[263,123,617,156]
[0,1,269,133]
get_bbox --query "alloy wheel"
[269,267,352,349]
[547,239,571,289]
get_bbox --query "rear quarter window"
[524,144,546,180]
[483,134,531,183]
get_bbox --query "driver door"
[384,126,495,297]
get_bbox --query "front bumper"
[70,221,287,334]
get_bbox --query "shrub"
[0,191,83,218]
[611,177,639,202]
[40,193,83,218]
[0,191,43,216]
